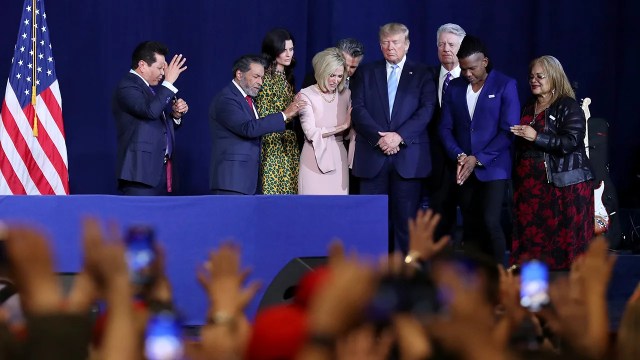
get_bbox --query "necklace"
[316,85,336,103]
[532,100,549,125]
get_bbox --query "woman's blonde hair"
[313,47,347,93]
[529,55,575,103]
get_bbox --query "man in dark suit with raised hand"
[209,55,305,195]
[351,23,436,253]
[113,41,188,196]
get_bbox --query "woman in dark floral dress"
[255,28,299,194]
[510,55,594,270]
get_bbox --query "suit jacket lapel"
[392,60,414,120]
[374,62,391,123]
[470,72,493,123]
[229,83,255,119]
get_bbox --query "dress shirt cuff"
[173,117,182,125]
[281,112,288,123]
[161,81,178,94]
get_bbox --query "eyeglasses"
[529,73,547,81]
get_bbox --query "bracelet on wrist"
[404,250,423,270]
[207,311,237,330]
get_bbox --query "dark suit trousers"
[119,163,169,196]
[457,174,507,265]
[424,159,458,240]
[359,158,422,254]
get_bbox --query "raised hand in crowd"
[5,225,95,360]
[193,242,260,360]
[297,253,378,360]
[335,323,393,360]
[618,281,640,360]
[429,261,512,360]
[407,208,451,263]
[539,236,616,359]
[81,218,137,360]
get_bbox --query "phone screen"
[144,310,184,360]
[124,226,156,285]
[519,260,550,312]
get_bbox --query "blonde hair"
[379,22,410,44]
[529,55,575,103]
[313,47,347,93]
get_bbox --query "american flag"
[0,0,69,195]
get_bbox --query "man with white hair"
[425,23,466,240]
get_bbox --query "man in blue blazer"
[113,41,188,196]
[209,55,304,195]
[438,35,520,264]
[351,23,436,253]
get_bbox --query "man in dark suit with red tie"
[113,41,188,196]
[209,55,305,195]
[351,23,437,253]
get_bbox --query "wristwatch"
[404,250,422,269]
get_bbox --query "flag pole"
[31,0,38,136]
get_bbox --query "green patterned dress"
[254,70,299,194]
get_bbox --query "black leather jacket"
[530,96,593,187]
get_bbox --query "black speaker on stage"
[258,257,327,311]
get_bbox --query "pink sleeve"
[298,92,338,174]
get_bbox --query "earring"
[552,89,556,95]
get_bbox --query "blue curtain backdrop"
[1,0,638,204]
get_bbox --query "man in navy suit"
[113,41,188,196]
[351,23,436,253]
[209,55,305,195]
[438,35,520,264]
[425,23,466,241]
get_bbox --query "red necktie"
[245,95,253,108]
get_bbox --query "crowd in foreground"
[0,210,637,360]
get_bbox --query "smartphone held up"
[519,260,550,312]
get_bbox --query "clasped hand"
[172,98,189,118]
[377,131,402,155]
[456,154,477,185]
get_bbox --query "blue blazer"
[209,82,286,194]
[351,59,436,179]
[438,70,520,181]
[113,72,177,187]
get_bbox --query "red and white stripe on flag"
[0,0,69,195]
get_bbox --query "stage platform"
[0,195,388,325]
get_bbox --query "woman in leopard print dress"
[254,28,299,194]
